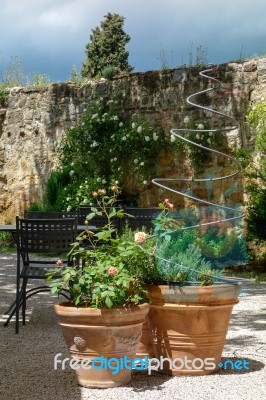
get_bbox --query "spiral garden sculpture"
[151,64,247,285]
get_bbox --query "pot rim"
[54,301,149,313]
[146,280,243,289]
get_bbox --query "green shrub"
[0,232,15,251]
[245,100,266,241]
[101,65,118,79]
[44,96,171,210]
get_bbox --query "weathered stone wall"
[0,58,265,223]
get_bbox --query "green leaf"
[105,296,113,308]
[86,212,96,220]
[117,210,125,218]
[50,286,60,294]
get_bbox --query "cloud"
[1,0,266,82]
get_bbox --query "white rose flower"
[119,122,123,127]
[137,126,142,133]
[143,180,147,185]
[122,136,127,141]
[69,170,74,176]
[92,113,98,119]
[196,134,200,139]
[132,122,136,129]
[140,162,144,166]
[113,157,117,161]
[134,231,147,243]
[113,116,118,121]
[197,123,204,130]
[153,132,158,140]
[170,134,176,142]
[145,136,150,141]
[184,116,190,124]
[134,159,138,164]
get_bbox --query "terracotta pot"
[138,283,242,375]
[54,302,150,388]
[135,318,155,358]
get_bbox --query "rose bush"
[46,186,150,308]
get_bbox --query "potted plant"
[124,199,244,376]
[46,186,150,388]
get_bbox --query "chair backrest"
[16,217,77,254]
[123,207,160,231]
[24,210,78,219]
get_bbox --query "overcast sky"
[1,0,266,83]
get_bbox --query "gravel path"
[0,253,265,400]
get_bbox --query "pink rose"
[98,189,106,195]
[111,185,118,191]
[56,259,63,266]
[163,198,174,209]
[108,267,118,275]
[134,231,147,243]
[92,191,98,197]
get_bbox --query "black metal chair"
[4,217,77,334]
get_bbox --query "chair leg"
[22,277,28,325]
[15,278,21,334]
[14,243,21,334]
[3,290,22,327]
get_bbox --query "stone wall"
[0,58,266,223]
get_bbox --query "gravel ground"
[0,253,265,400]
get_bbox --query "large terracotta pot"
[54,302,149,388]
[138,283,242,375]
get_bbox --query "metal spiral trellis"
[151,65,247,285]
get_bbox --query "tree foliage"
[81,13,133,79]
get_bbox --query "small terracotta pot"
[54,302,150,388]
[137,283,242,375]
